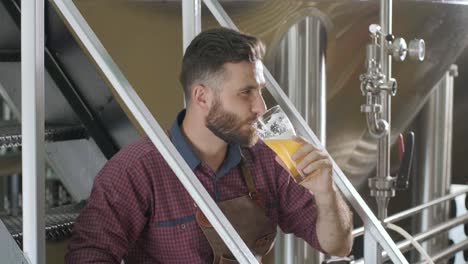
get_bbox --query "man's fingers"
[291,139,324,161]
[292,135,307,144]
[296,150,327,169]
[301,159,332,174]
[292,143,321,160]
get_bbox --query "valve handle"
[396,131,415,190]
[397,133,404,162]
[369,24,381,35]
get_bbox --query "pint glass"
[255,105,305,182]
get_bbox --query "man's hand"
[290,136,334,193]
[278,136,353,257]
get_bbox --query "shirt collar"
[169,110,242,178]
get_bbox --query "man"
[66,27,353,263]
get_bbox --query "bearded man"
[66,27,353,264]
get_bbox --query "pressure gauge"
[408,39,425,61]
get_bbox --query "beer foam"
[256,110,296,139]
[269,130,295,140]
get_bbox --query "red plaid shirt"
[66,111,324,263]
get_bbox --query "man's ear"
[192,84,212,111]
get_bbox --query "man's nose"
[252,93,267,117]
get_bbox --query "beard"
[206,97,258,147]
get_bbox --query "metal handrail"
[392,213,468,256]
[202,0,407,263]
[51,1,258,263]
[428,239,468,263]
[353,187,468,237]
[0,219,28,263]
[354,213,468,263]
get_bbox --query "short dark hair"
[179,27,265,101]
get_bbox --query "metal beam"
[182,0,201,107]
[21,0,46,263]
[0,219,28,263]
[182,0,201,52]
[364,224,380,264]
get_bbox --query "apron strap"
[239,158,257,196]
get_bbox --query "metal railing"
[352,187,468,263]
[428,239,468,263]
[353,187,468,237]
[0,219,28,263]
[354,213,468,263]
[21,0,46,263]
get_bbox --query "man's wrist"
[312,187,339,205]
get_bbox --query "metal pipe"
[52,1,258,263]
[418,65,457,257]
[202,0,407,263]
[311,17,327,146]
[182,0,201,113]
[279,23,298,264]
[2,101,20,216]
[380,0,392,82]
[271,16,328,264]
[283,234,295,264]
[355,213,468,263]
[283,16,327,264]
[366,103,389,138]
[352,187,468,237]
[301,16,327,264]
[272,15,327,264]
[182,0,201,52]
[429,239,468,263]
[376,0,392,217]
[362,43,388,138]
[370,1,393,263]
[8,175,20,216]
[21,0,46,263]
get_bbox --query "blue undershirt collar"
[169,110,242,179]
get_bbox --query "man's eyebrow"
[241,84,266,90]
[240,85,256,91]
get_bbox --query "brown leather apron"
[195,159,277,264]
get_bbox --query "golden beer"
[264,138,304,181]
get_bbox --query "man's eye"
[242,90,252,95]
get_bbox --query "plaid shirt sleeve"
[65,154,153,263]
[274,160,327,254]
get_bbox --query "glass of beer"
[255,105,305,182]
